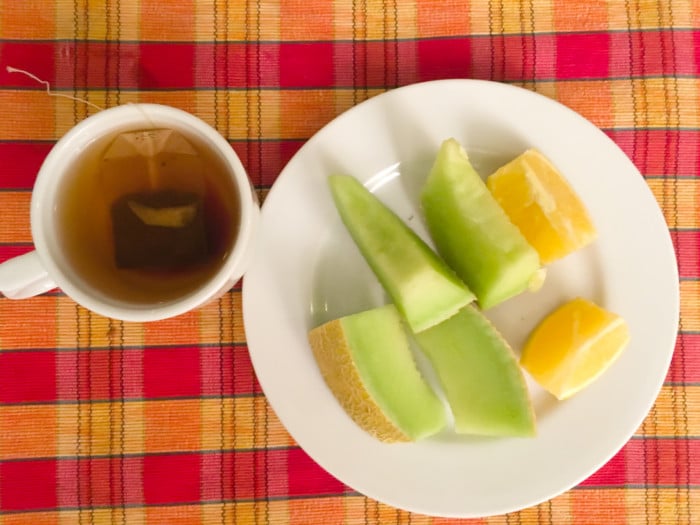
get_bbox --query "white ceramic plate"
[242,79,679,518]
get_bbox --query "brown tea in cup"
[57,128,240,304]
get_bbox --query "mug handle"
[0,251,56,299]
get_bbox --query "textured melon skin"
[309,305,447,442]
[415,305,536,437]
[329,174,474,333]
[420,139,541,310]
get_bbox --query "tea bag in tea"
[101,129,210,269]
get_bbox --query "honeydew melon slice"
[420,139,541,310]
[328,174,475,333]
[414,305,536,437]
[309,304,447,442]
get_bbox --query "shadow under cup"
[33,104,256,321]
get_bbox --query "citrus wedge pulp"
[520,297,630,400]
[486,149,597,264]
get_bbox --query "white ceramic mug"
[0,104,259,321]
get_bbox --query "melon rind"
[309,305,447,442]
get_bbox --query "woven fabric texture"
[0,1,697,523]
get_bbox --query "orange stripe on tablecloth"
[1,513,59,525]
[143,310,202,346]
[145,505,201,524]
[143,294,246,345]
[647,178,699,230]
[0,193,31,244]
[553,0,609,32]
[137,91,198,115]
[0,92,55,141]
[571,488,626,524]
[141,0,194,41]
[0,1,55,39]
[0,296,57,350]
[0,405,57,458]
[417,0,469,37]
[280,0,331,40]
[289,495,345,525]
[557,79,615,128]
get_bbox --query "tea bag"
[102,129,209,269]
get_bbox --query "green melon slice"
[309,304,447,442]
[328,174,474,333]
[420,139,541,309]
[414,305,536,437]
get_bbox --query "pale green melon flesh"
[342,305,447,440]
[329,174,475,333]
[414,305,536,437]
[420,139,540,310]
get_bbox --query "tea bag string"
[6,66,105,112]
[129,104,161,190]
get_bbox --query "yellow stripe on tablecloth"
[625,487,695,525]
[647,178,699,230]
[609,0,693,32]
[54,0,140,41]
[681,281,700,332]
[55,299,145,349]
[198,292,247,346]
[193,0,282,42]
[637,384,700,438]
[611,78,688,129]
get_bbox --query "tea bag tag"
[100,129,206,198]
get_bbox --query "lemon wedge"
[487,149,597,264]
[520,298,630,400]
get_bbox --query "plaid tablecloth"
[0,0,697,523]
